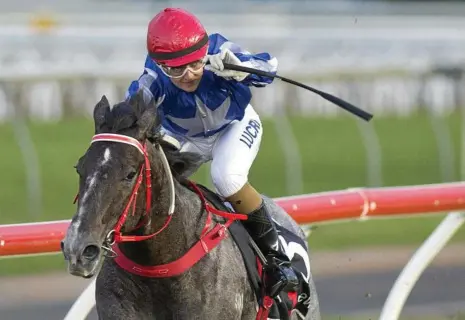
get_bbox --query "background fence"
[3,3,465,213]
[1,0,464,235]
[0,1,464,319]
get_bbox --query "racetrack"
[1,245,463,320]
[2,266,464,320]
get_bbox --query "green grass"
[1,112,465,275]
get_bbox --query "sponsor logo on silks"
[239,119,261,149]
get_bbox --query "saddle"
[188,182,311,320]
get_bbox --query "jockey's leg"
[159,127,211,178]
[211,104,299,298]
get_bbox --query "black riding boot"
[241,200,299,298]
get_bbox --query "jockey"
[126,7,299,297]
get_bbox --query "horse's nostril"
[82,245,100,261]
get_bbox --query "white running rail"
[379,211,465,320]
[63,277,97,320]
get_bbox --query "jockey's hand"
[204,48,249,82]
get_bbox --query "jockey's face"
[159,59,205,92]
[170,67,203,92]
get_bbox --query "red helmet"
[147,8,209,67]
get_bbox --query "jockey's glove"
[204,48,249,82]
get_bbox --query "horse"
[61,90,321,320]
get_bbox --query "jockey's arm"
[206,33,278,87]
[125,56,163,105]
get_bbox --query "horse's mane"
[100,99,203,181]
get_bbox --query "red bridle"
[74,132,250,279]
[87,133,173,243]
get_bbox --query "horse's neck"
[119,172,205,266]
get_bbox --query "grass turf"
[0,112,464,275]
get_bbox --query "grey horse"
[61,91,321,320]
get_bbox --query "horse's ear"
[93,95,111,134]
[150,94,165,130]
[128,89,146,118]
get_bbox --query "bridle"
[75,132,249,277]
[81,133,176,251]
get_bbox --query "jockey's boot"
[241,200,300,298]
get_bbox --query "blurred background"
[0,0,464,319]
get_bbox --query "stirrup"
[263,255,299,297]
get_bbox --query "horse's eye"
[125,171,137,181]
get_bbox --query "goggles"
[158,59,205,79]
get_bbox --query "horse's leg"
[95,263,154,320]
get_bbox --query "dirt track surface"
[0,243,463,318]
[309,243,465,278]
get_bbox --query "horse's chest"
[149,277,248,319]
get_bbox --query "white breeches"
[162,104,262,198]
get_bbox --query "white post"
[356,119,383,187]
[379,211,465,320]
[272,113,304,196]
[428,113,455,182]
[5,89,43,220]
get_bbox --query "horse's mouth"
[65,248,102,279]
[61,238,104,279]
[67,262,99,279]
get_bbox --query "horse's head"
[61,90,166,278]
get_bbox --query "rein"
[79,132,248,277]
